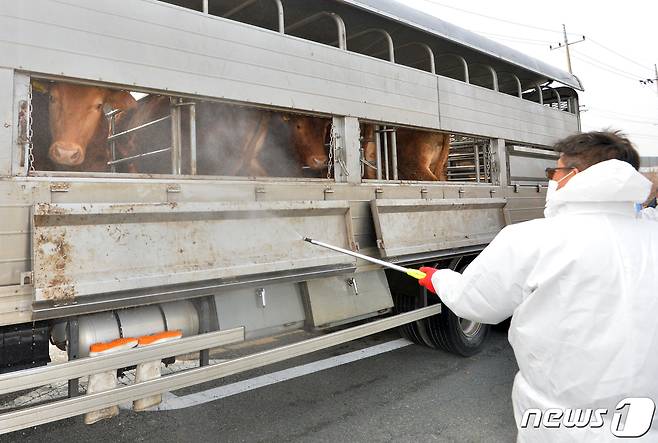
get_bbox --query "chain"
[327,121,335,179]
[27,82,35,172]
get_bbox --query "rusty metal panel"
[371,198,506,258]
[31,200,355,302]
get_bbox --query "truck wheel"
[427,306,490,357]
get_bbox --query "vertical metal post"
[109,114,117,173]
[552,88,562,110]
[67,318,80,398]
[375,125,382,180]
[382,127,389,180]
[422,44,436,74]
[198,298,210,367]
[189,103,197,175]
[202,0,208,14]
[536,86,544,105]
[170,98,182,175]
[274,0,284,34]
[391,128,398,180]
[474,142,481,183]
[494,138,508,188]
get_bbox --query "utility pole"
[549,24,586,74]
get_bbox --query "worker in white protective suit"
[418,131,658,442]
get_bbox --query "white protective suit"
[641,206,658,221]
[431,160,658,442]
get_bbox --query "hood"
[545,160,651,218]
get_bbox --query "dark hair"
[553,130,640,171]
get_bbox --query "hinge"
[50,183,70,193]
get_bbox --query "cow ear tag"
[102,103,113,114]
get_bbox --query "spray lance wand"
[304,237,427,280]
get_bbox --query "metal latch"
[420,188,428,198]
[20,271,33,286]
[490,188,497,197]
[346,277,359,296]
[458,187,465,198]
[256,288,266,308]
[166,184,181,193]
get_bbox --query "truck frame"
[0,0,581,433]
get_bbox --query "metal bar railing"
[286,12,347,50]
[474,142,481,183]
[390,128,398,181]
[0,328,245,396]
[170,97,182,175]
[107,147,171,166]
[342,29,395,62]
[382,126,389,180]
[223,0,284,33]
[437,54,470,83]
[109,115,117,173]
[189,103,197,175]
[106,115,171,142]
[375,125,382,180]
[0,307,439,435]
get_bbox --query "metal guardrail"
[0,328,245,396]
[0,306,439,435]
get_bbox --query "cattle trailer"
[0,0,581,433]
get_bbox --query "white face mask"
[546,170,576,201]
[546,180,559,201]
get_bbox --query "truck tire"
[428,305,490,357]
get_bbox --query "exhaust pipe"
[50,300,200,358]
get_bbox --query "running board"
[0,305,440,435]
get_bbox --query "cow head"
[41,82,136,167]
[286,115,331,171]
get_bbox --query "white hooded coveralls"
[431,160,658,441]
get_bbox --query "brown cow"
[285,115,331,175]
[32,81,136,171]
[114,95,330,177]
[362,125,451,181]
[396,129,451,181]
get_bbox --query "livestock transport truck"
[0,0,582,433]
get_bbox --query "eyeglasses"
[545,167,575,180]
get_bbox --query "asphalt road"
[2,328,518,443]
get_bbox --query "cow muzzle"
[306,156,329,170]
[49,142,85,166]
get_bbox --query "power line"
[571,50,646,81]
[587,38,653,73]
[478,31,551,45]
[587,106,658,122]
[416,0,573,35]
[586,110,658,126]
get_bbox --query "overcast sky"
[398,0,658,156]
